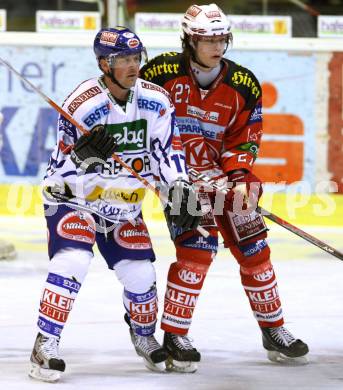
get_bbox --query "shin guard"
[161,228,217,335]
[161,260,208,335]
[124,286,158,336]
[240,260,284,328]
[37,249,92,337]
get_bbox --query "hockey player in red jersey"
[140,3,309,372]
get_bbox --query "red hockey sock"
[240,261,284,328]
[161,260,207,335]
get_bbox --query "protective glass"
[195,34,232,53]
[107,48,148,69]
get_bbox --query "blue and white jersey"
[45,76,187,222]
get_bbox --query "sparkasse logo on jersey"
[105,119,147,152]
[187,105,219,122]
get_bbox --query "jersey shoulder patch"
[64,78,103,116]
[140,52,185,85]
[138,79,174,109]
[224,59,262,102]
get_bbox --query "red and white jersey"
[45,76,187,222]
[140,52,263,183]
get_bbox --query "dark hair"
[181,33,194,61]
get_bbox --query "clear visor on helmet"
[193,33,231,43]
[191,33,232,53]
[106,47,148,68]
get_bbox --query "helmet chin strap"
[105,68,130,91]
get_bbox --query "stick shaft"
[0,56,208,237]
[188,168,343,261]
[288,0,320,16]
[0,57,157,192]
[258,207,343,260]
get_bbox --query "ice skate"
[28,332,66,382]
[163,332,201,373]
[262,326,309,365]
[124,314,168,372]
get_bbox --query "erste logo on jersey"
[187,105,219,123]
[141,82,174,107]
[82,101,110,127]
[138,97,166,118]
[183,136,219,169]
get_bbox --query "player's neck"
[190,60,222,88]
[103,76,130,101]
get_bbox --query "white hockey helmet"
[182,4,231,38]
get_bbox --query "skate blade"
[142,357,166,373]
[28,362,62,382]
[267,350,309,365]
[165,357,198,373]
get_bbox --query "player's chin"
[126,75,138,87]
[202,58,220,69]
[209,57,221,66]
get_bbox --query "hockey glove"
[43,175,74,203]
[165,179,201,229]
[71,125,117,172]
[226,170,263,213]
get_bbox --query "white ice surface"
[0,217,343,390]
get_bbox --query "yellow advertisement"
[83,16,97,30]
[274,20,288,35]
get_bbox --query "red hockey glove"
[226,170,263,214]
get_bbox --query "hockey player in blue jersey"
[28,26,200,382]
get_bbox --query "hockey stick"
[188,168,343,261]
[288,0,320,17]
[0,56,208,237]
